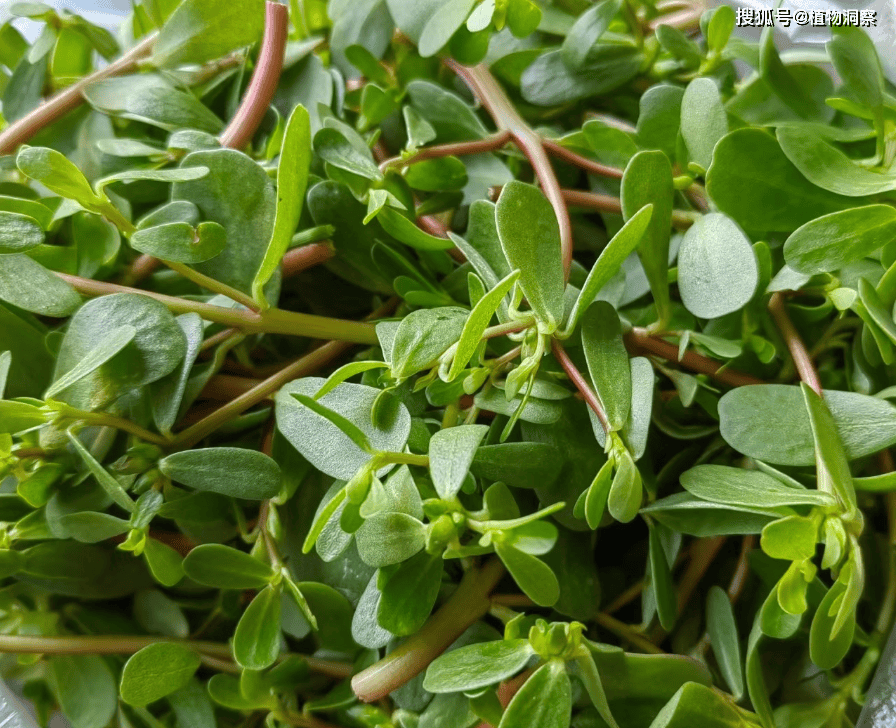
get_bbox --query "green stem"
[53,405,171,447]
[0,633,352,678]
[351,557,506,702]
[56,273,378,344]
[483,317,536,340]
[379,451,430,467]
[593,613,664,654]
[163,261,260,311]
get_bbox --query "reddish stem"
[219,2,289,150]
[0,34,157,155]
[445,60,574,279]
[381,131,512,171]
[624,328,764,388]
[542,139,624,180]
[768,292,822,395]
[281,242,336,277]
[727,535,756,604]
[551,339,611,434]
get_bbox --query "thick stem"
[542,139,623,180]
[219,2,289,150]
[57,273,378,344]
[57,408,170,447]
[552,339,612,434]
[624,328,764,388]
[768,292,822,395]
[282,242,336,277]
[446,61,574,279]
[0,34,157,155]
[352,557,506,702]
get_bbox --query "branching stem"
[552,339,611,434]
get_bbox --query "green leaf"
[585,460,613,530]
[648,520,677,630]
[680,78,727,170]
[706,586,744,699]
[0,254,81,317]
[681,464,832,509]
[449,269,520,379]
[0,210,44,253]
[522,47,643,107]
[636,85,684,158]
[777,127,896,197]
[809,580,855,670]
[377,205,456,251]
[495,541,559,606]
[143,538,184,587]
[471,442,563,490]
[859,278,896,346]
[182,544,276,589]
[15,146,97,209]
[405,157,469,192]
[159,447,282,500]
[54,293,186,408]
[784,205,896,275]
[355,512,426,567]
[277,378,411,480]
[759,26,817,120]
[827,26,884,112]
[718,384,896,466]
[378,551,443,636]
[290,393,373,453]
[252,104,311,306]
[800,384,857,514]
[759,587,801,639]
[173,149,277,296]
[120,643,202,707]
[677,212,758,319]
[496,181,566,330]
[131,222,226,264]
[84,74,223,133]
[621,151,673,324]
[564,204,652,336]
[498,660,571,728]
[135,589,189,638]
[45,325,135,398]
[233,584,282,670]
[418,0,476,56]
[561,0,621,69]
[49,655,117,728]
[607,449,641,523]
[150,313,204,436]
[706,129,852,232]
[315,127,383,182]
[582,302,631,430]
[152,0,265,67]
[66,430,137,513]
[424,639,534,693]
[391,307,469,380]
[314,361,389,400]
[761,515,818,561]
[649,681,747,728]
[429,424,489,499]
[575,651,618,728]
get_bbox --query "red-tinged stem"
[552,339,611,435]
[728,534,756,604]
[445,60,574,279]
[282,242,336,277]
[219,2,288,150]
[676,536,727,615]
[562,189,698,230]
[120,254,162,286]
[768,292,822,395]
[380,131,512,172]
[624,328,764,388]
[542,139,624,180]
[0,34,157,155]
[199,374,264,401]
[352,558,506,702]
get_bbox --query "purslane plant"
[0,1,894,727]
